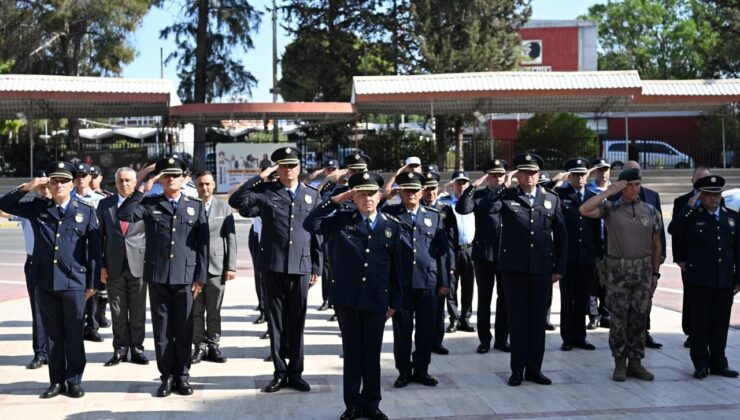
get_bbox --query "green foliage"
[582,0,721,79]
[158,0,262,102]
[697,107,740,167]
[702,0,740,77]
[515,113,597,169]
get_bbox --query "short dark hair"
[195,170,214,180]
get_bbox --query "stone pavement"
[1,270,740,420]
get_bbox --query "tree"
[159,0,262,170]
[411,0,531,169]
[582,0,721,79]
[515,113,597,170]
[703,0,740,77]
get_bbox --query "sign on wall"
[215,143,296,193]
[521,39,543,65]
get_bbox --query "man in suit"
[667,166,712,348]
[485,153,568,386]
[672,175,740,379]
[0,161,101,398]
[117,155,209,397]
[229,146,322,393]
[555,158,600,352]
[456,159,512,354]
[98,167,149,367]
[305,171,401,420]
[191,170,237,364]
[308,159,339,312]
[382,172,452,388]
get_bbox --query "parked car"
[603,140,693,169]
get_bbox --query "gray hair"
[114,167,137,179]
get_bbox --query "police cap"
[422,171,440,188]
[155,155,187,176]
[564,158,590,174]
[46,161,77,180]
[345,153,370,170]
[694,175,725,193]
[618,168,641,182]
[397,172,424,190]
[481,159,508,174]
[514,153,544,171]
[271,146,301,165]
[348,171,384,192]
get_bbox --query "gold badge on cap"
[363,173,370,179]
[423,218,432,227]
[75,213,84,223]
[168,158,175,164]
[544,200,552,209]
[58,163,65,168]
[525,155,532,161]
[285,147,291,154]
[426,173,432,179]
[384,227,392,238]
[408,173,414,179]
[304,194,312,204]
[187,207,195,216]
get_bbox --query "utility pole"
[270,0,280,143]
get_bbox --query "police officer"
[456,159,512,354]
[586,158,612,330]
[382,171,452,388]
[308,158,339,312]
[672,175,740,379]
[555,158,600,352]
[0,161,102,398]
[117,155,209,397]
[304,171,401,420]
[485,153,567,386]
[90,165,114,197]
[229,146,322,393]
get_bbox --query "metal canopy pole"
[624,112,630,165]
[721,117,726,168]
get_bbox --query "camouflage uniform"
[604,256,652,359]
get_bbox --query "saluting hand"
[326,168,348,183]
[259,164,279,180]
[192,282,204,299]
[331,188,355,204]
[471,173,488,188]
[687,191,701,208]
[22,177,50,192]
[605,180,627,197]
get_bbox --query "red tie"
[120,221,129,236]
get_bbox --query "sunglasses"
[161,173,182,179]
[401,188,421,194]
[279,163,299,169]
[50,178,72,185]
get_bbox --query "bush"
[516,113,598,170]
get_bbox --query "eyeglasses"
[50,178,72,185]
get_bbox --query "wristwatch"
[652,272,661,279]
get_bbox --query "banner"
[215,143,297,193]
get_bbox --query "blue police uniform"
[456,159,511,352]
[228,147,322,386]
[672,176,740,377]
[0,161,102,394]
[117,156,208,392]
[484,154,568,384]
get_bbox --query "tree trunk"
[454,117,464,170]
[435,115,447,170]
[192,0,210,171]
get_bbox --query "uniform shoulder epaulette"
[382,213,400,224]
[423,205,440,213]
[187,196,202,202]
[74,198,94,208]
[304,183,319,191]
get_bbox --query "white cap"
[405,156,421,166]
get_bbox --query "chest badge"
[304,194,313,204]
[423,218,432,227]
[75,213,84,223]
[729,219,735,227]
[187,207,195,216]
[639,215,649,227]
[544,200,552,210]
[385,227,393,238]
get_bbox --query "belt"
[457,243,473,251]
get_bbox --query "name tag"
[153,210,163,214]
[511,202,520,206]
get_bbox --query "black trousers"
[25,255,48,359]
[107,265,147,355]
[447,247,475,323]
[475,261,509,347]
[687,285,734,370]
[681,272,692,337]
[247,229,265,313]
[149,283,194,381]
[560,263,595,345]
[501,272,549,374]
[37,287,86,385]
[335,306,387,412]
[393,288,437,375]
[263,271,310,378]
[321,240,333,304]
[434,294,446,348]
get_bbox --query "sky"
[121,0,600,102]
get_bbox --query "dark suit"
[488,186,567,374]
[672,204,740,371]
[229,176,322,379]
[117,191,208,382]
[304,200,402,412]
[0,188,102,385]
[457,184,510,348]
[193,199,237,349]
[97,194,147,357]
[555,185,601,345]
[381,204,452,376]
[438,194,475,327]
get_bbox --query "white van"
[603,140,694,169]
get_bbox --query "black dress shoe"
[458,322,476,332]
[508,372,523,386]
[446,322,458,333]
[104,352,127,366]
[67,383,85,398]
[191,347,207,364]
[175,378,193,395]
[476,343,490,354]
[340,408,363,420]
[84,330,103,342]
[263,354,273,362]
[645,334,663,349]
[710,367,739,378]
[545,323,556,331]
[693,367,709,379]
[100,318,112,328]
[493,342,511,352]
[560,343,573,351]
[289,376,311,392]
[262,377,288,393]
[157,377,174,397]
[367,409,389,420]
[253,313,266,324]
[329,314,338,322]
[573,340,596,350]
[318,301,330,311]
[208,347,227,363]
[26,356,47,369]
[684,337,691,348]
[261,330,270,339]
[586,317,599,330]
[130,353,150,365]
[413,373,438,386]
[525,371,552,385]
[393,373,411,388]
[41,383,65,399]
[432,345,449,355]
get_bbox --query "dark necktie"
[57,206,64,219]
[715,213,720,222]
[171,199,178,211]
[288,189,295,201]
[366,218,372,232]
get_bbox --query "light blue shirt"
[71,188,104,208]
[362,212,379,231]
[19,217,33,255]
